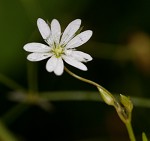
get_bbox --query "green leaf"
[142,132,148,141]
[0,121,19,141]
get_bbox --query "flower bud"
[120,94,133,113]
[97,87,115,106]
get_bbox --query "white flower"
[23,18,93,75]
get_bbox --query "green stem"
[64,67,136,141]
[0,73,25,92]
[40,91,150,108]
[0,121,19,141]
[125,122,136,141]
[1,103,29,125]
[64,67,111,95]
[27,61,38,95]
[64,67,116,106]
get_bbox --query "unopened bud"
[120,94,133,113]
[97,87,115,106]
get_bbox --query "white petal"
[60,19,81,45]
[63,55,87,71]
[46,56,58,72]
[37,18,51,40]
[23,43,51,53]
[54,58,64,75]
[71,51,93,62]
[51,19,61,45]
[65,30,93,49]
[27,53,52,61]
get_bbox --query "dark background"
[0,0,150,140]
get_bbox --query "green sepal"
[120,94,133,113]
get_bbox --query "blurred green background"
[1,0,150,140]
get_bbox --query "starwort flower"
[23,18,93,75]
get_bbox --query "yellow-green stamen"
[52,45,64,58]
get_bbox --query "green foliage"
[1,0,150,140]
[142,132,148,141]
[0,121,18,141]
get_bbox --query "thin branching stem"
[64,67,111,95]
[0,121,19,141]
[64,66,136,141]
[27,62,38,95]
[0,73,25,92]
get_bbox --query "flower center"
[52,45,64,58]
